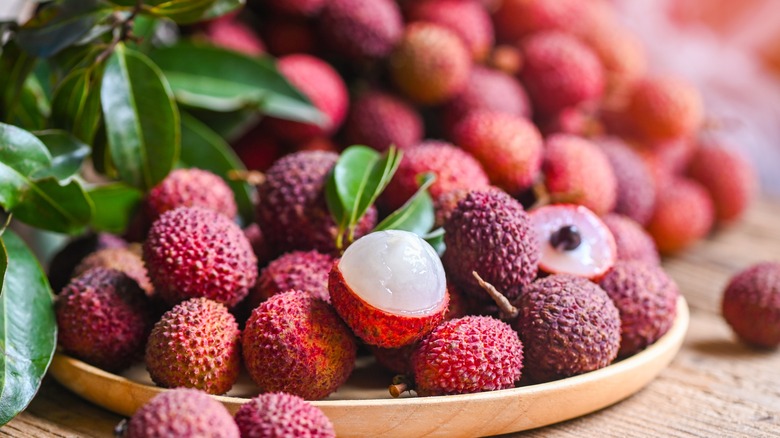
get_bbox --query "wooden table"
[4,198,780,437]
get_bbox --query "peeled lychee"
[145,168,238,222]
[410,315,524,396]
[125,388,239,438]
[242,290,357,400]
[145,298,241,395]
[625,76,704,141]
[234,392,336,438]
[329,230,449,348]
[602,213,660,265]
[646,178,715,254]
[318,0,403,60]
[343,90,423,152]
[493,0,580,44]
[599,261,680,356]
[404,0,494,61]
[595,136,656,225]
[248,249,335,308]
[143,206,258,307]
[73,246,153,296]
[722,262,780,349]
[516,274,621,383]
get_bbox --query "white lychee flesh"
[338,230,447,316]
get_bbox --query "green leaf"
[0,123,52,211]
[0,42,37,122]
[87,183,143,233]
[179,112,254,225]
[101,43,180,191]
[374,172,436,235]
[32,130,90,180]
[0,230,57,426]
[50,65,104,143]
[12,177,93,234]
[149,43,322,124]
[186,107,260,143]
[201,0,246,20]
[423,228,445,256]
[144,0,218,24]
[7,73,50,131]
[15,1,112,58]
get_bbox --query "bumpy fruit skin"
[242,291,357,400]
[412,315,524,396]
[319,0,403,59]
[647,178,715,254]
[369,343,415,375]
[145,298,241,395]
[405,0,494,61]
[602,213,660,265]
[266,0,324,17]
[48,233,126,293]
[687,145,758,223]
[202,15,265,56]
[256,151,377,255]
[145,168,238,221]
[380,141,490,212]
[248,250,335,308]
[344,91,423,152]
[516,274,621,383]
[599,261,679,356]
[126,388,239,438]
[520,31,605,117]
[56,268,151,372]
[389,22,471,105]
[329,264,449,348]
[73,246,153,296]
[493,0,580,44]
[234,392,336,438]
[596,137,656,225]
[543,134,617,216]
[443,189,539,301]
[143,206,258,307]
[625,76,704,141]
[452,110,543,195]
[722,262,780,348]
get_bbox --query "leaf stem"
[0,212,12,237]
[95,0,144,64]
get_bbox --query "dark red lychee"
[318,0,403,60]
[602,213,660,265]
[722,262,780,349]
[343,90,423,152]
[248,249,335,309]
[595,136,656,225]
[405,0,494,61]
[234,392,336,438]
[493,0,580,44]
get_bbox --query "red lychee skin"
[602,213,660,266]
[433,186,505,228]
[599,261,679,357]
[145,168,238,222]
[595,136,656,225]
[687,145,758,223]
[242,291,357,400]
[625,76,704,141]
[247,250,336,309]
[261,15,317,56]
[256,151,378,255]
[266,0,324,17]
[635,138,699,192]
[234,392,336,438]
[576,23,646,99]
[722,262,780,349]
[243,223,273,268]
[145,298,241,395]
[404,0,494,61]
[411,315,524,396]
[493,0,580,44]
[266,55,349,143]
[126,388,239,438]
[380,140,490,212]
[516,274,621,383]
[389,22,472,105]
[319,0,403,60]
[442,65,532,136]
[143,206,258,307]
[647,178,715,254]
[74,246,153,296]
[231,125,283,172]
[369,343,415,375]
[520,31,605,117]
[329,263,450,348]
[452,110,543,196]
[56,268,152,372]
[202,15,265,56]
[543,134,617,216]
[343,91,423,152]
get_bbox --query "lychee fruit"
[577,23,646,99]
[248,249,336,309]
[451,110,543,196]
[343,90,423,152]
[318,0,403,60]
[519,31,605,117]
[48,233,127,293]
[543,134,617,216]
[599,261,680,356]
[602,213,660,266]
[329,230,449,348]
[260,15,317,56]
[370,343,416,375]
[266,54,349,142]
[432,186,504,228]
[143,206,258,307]
[145,298,241,395]
[529,204,617,280]
[56,268,152,372]
[202,15,265,56]
[722,262,780,349]
[243,223,273,268]
[380,140,490,212]
[442,189,539,301]
[256,151,377,255]
[493,0,580,44]
[389,22,472,105]
[73,246,153,296]
[265,0,324,17]
[646,178,715,254]
[404,0,494,61]
[687,144,758,224]
[625,76,704,141]
[595,136,656,225]
[125,388,239,438]
[145,168,238,222]
[242,290,357,400]
[234,392,336,438]
[230,124,283,172]
[487,44,523,75]
[409,315,524,396]
[516,274,621,383]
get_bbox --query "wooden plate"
[49,297,689,437]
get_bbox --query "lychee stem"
[228,169,266,186]
[472,271,519,319]
[389,382,408,398]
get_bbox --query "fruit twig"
[95,0,143,64]
[389,374,413,398]
[472,271,519,319]
[228,169,266,186]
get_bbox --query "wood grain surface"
[4,198,780,438]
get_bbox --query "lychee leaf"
[423,227,445,256]
[87,183,143,234]
[374,172,435,235]
[31,130,90,181]
[0,123,52,211]
[49,65,104,145]
[11,177,93,235]
[200,0,246,20]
